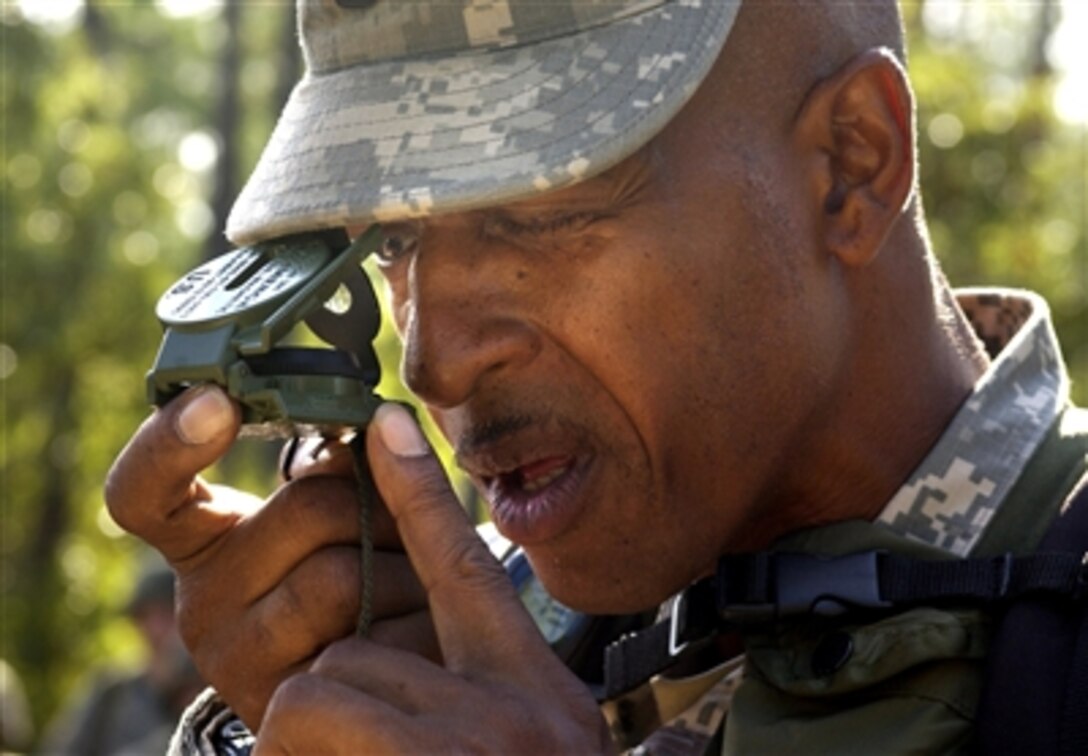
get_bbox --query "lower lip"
[486,456,592,545]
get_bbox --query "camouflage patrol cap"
[226,0,742,245]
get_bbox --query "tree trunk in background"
[81,0,112,60]
[204,0,242,261]
[275,4,302,113]
[1029,0,1058,79]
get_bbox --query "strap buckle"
[718,551,893,623]
[668,592,690,657]
[668,577,717,657]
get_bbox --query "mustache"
[454,413,535,460]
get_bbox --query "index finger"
[105,384,246,563]
[366,403,552,674]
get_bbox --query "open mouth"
[495,456,573,495]
[455,414,595,544]
[478,453,589,544]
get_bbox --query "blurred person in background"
[38,559,202,756]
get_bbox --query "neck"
[744,234,990,548]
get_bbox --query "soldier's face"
[366,64,843,614]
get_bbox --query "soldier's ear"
[793,48,916,268]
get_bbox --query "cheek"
[519,225,830,606]
[602,216,829,538]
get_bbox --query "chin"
[533,561,678,616]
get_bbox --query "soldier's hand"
[105,385,435,729]
[254,403,612,754]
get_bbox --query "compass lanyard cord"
[350,432,376,637]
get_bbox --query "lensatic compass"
[147,226,384,436]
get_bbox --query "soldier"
[106,0,1088,753]
[39,560,205,756]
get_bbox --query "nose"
[398,229,542,409]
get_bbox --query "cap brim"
[227,0,740,245]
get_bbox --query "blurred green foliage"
[1,0,1084,745]
[905,1,1087,393]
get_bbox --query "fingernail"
[375,403,430,457]
[175,386,233,445]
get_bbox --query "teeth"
[520,465,567,493]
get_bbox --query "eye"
[376,224,420,266]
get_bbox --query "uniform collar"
[875,289,1070,556]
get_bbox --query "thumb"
[106,384,243,562]
[367,403,549,673]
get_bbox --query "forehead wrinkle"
[497,146,658,217]
[600,144,658,208]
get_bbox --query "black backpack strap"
[977,476,1088,756]
[1061,609,1088,755]
[604,544,1088,700]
